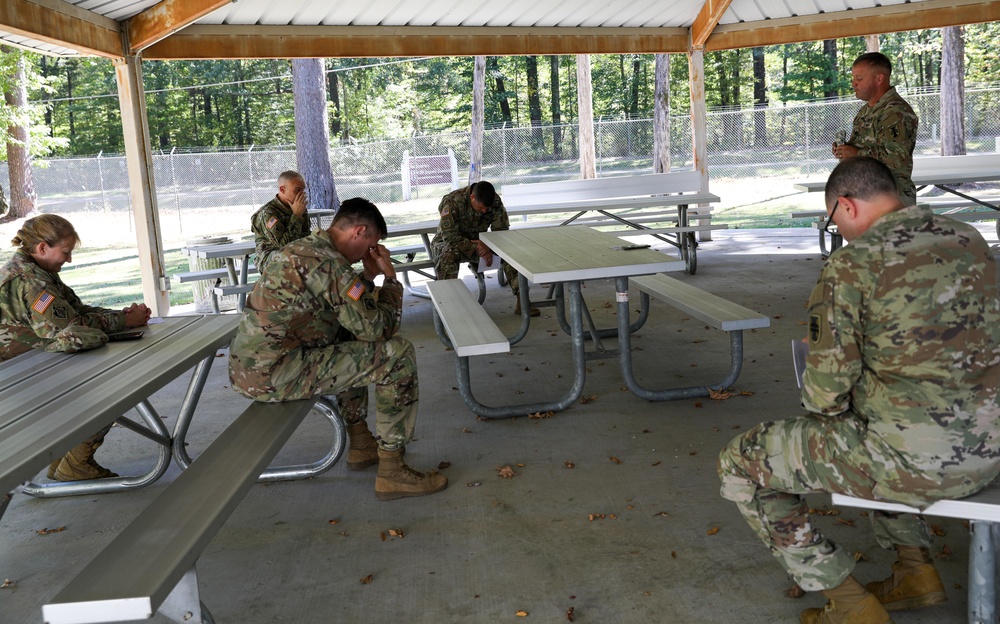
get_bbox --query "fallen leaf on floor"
[609,456,622,464]
[708,388,733,400]
[328,519,340,525]
[693,339,706,344]
[784,583,805,598]
[461,427,472,433]
[651,461,661,466]
[516,610,529,617]
[643,429,652,433]
[706,526,720,535]
[380,532,386,542]
[588,513,606,521]
[438,461,452,469]
[528,411,554,419]
[1,578,14,589]
[739,390,755,397]
[389,529,405,538]
[688,451,697,456]
[566,606,576,621]
[731,424,741,430]
[467,481,481,487]
[626,505,634,509]
[671,551,677,558]
[939,544,953,559]
[36,527,66,535]
[360,575,373,584]
[516,463,525,467]
[852,551,869,562]
[808,508,840,516]
[694,402,702,408]
[564,461,575,469]
[609,513,617,519]
[497,465,518,479]
[653,511,669,517]
[579,394,598,404]
[835,518,855,527]
[931,524,946,536]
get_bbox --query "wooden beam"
[690,0,733,48]
[141,25,691,59]
[0,0,121,58]
[705,0,1000,51]
[126,0,231,54]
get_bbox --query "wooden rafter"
[706,0,1000,51]
[126,0,231,54]
[141,26,692,59]
[0,0,120,58]
[690,0,732,48]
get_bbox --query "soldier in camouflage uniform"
[1,214,151,482]
[833,52,918,206]
[250,170,310,274]
[430,181,537,316]
[230,197,447,501]
[718,158,1000,624]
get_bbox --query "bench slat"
[43,398,318,624]
[631,274,770,332]
[426,280,509,357]
[832,480,1000,523]
[174,266,257,283]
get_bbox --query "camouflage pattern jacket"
[0,249,124,361]
[849,87,919,205]
[250,195,311,274]
[803,204,1000,507]
[229,229,404,400]
[431,185,510,255]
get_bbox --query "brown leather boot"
[375,447,447,501]
[800,576,893,624]
[53,441,118,482]
[47,459,61,480]
[513,296,539,317]
[866,546,947,611]
[345,421,379,471]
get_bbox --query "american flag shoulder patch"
[32,291,56,314]
[266,216,279,229]
[346,279,365,301]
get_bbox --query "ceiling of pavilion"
[1,0,999,60]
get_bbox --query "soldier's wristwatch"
[383,277,401,286]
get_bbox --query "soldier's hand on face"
[290,190,308,217]
[365,244,396,280]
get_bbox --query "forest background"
[0,24,998,308]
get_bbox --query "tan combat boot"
[53,440,118,482]
[345,420,379,471]
[866,546,947,611]
[513,296,540,317]
[375,447,447,501]
[800,576,893,624]
[47,459,61,480]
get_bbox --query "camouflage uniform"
[718,204,1000,591]
[430,185,520,294]
[0,248,124,361]
[848,87,918,206]
[250,195,311,274]
[229,230,417,449]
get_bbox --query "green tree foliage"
[0,47,67,159]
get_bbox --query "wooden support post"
[576,54,596,180]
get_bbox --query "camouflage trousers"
[430,238,520,295]
[280,336,419,450]
[717,413,930,591]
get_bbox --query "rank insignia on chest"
[266,216,279,229]
[890,127,899,138]
[363,298,376,311]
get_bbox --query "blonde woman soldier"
[0,214,150,481]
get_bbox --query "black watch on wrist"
[383,277,400,286]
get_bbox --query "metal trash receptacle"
[184,236,237,313]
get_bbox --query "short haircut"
[332,197,388,238]
[825,157,899,207]
[278,170,304,186]
[853,52,892,77]
[471,181,497,207]
[12,214,80,251]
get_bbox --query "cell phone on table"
[107,330,144,341]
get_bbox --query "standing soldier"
[230,198,447,501]
[430,181,537,316]
[250,170,310,274]
[833,52,918,206]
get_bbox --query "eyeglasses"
[824,200,840,235]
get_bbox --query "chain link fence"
[4,86,1000,240]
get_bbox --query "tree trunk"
[292,58,339,213]
[328,68,342,139]
[550,56,562,158]
[487,57,513,125]
[865,35,880,52]
[823,40,838,99]
[576,55,596,179]
[469,56,486,184]
[653,54,671,173]
[526,55,543,149]
[940,26,966,156]
[2,46,37,222]
[629,56,642,118]
[752,47,767,148]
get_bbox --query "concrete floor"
[2,226,998,624]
